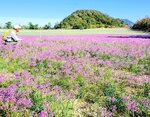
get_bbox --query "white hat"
[13,25,21,29]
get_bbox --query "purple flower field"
[0,34,150,117]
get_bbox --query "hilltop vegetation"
[55,10,127,29]
[132,17,150,32]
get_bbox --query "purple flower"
[122,96,130,102]
[112,105,117,113]
[39,110,48,117]
[0,74,4,83]
[110,97,116,102]
[142,98,150,110]
[100,108,113,117]
[16,98,32,108]
[14,71,21,79]
[126,100,139,112]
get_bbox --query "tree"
[34,24,39,30]
[4,22,12,29]
[28,22,39,29]
[54,22,60,29]
[28,22,34,29]
[21,25,29,29]
[47,22,52,29]
[132,17,150,32]
[43,22,52,29]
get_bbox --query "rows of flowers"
[0,34,150,117]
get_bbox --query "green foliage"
[143,82,150,97]
[4,21,12,29]
[54,22,60,29]
[74,75,86,87]
[0,57,6,71]
[142,58,150,75]
[80,69,126,113]
[29,91,45,112]
[43,22,52,29]
[52,77,71,89]
[0,57,28,73]
[51,61,63,74]
[56,10,127,29]
[81,83,104,103]
[10,110,31,117]
[130,64,140,73]
[0,109,6,117]
[132,17,150,32]
[30,60,63,78]
[28,22,39,29]
[105,96,125,113]
[1,21,53,29]
[51,100,74,117]
[98,54,111,59]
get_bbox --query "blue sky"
[0,0,150,26]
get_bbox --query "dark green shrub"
[132,17,150,32]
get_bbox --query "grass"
[0,28,148,36]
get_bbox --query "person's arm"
[10,32,22,41]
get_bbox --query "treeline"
[55,10,127,29]
[1,10,149,31]
[0,22,59,30]
[132,17,150,32]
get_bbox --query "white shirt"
[5,30,22,42]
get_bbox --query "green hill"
[55,10,127,29]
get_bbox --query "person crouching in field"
[2,25,22,44]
